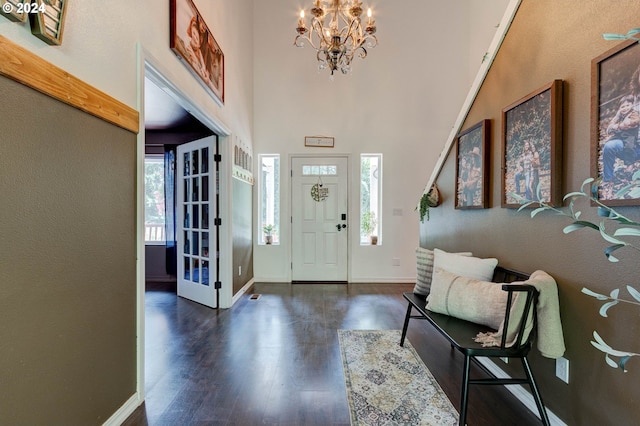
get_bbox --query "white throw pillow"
[426,268,514,329]
[433,248,498,281]
[413,248,472,295]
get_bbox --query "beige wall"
[423,1,640,424]
[0,77,136,424]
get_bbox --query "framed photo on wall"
[591,40,640,205]
[501,80,563,208]
[455,119,490,209]
[170,0,225,105]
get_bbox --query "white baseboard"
[477,358,567,426]
[102,393,141,426]
[232,278,255,305]
[253,277,416,284]
[348,278,415,284]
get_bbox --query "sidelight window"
[259,154,280,245]
[360,154,382,245]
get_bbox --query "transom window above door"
[302,165,338,175]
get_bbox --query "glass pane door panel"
[202,176,209,201]
[192,205,199,228]
[202,205,209,229]
[192,177,199,201]
[192,150,199,174]
[183,179,190,202]
[201,148,209,173]
[183,153,190,176]
[192,231,199,256]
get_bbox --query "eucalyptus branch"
[582,286,640,318]
[602,28,640,43]
[510,178,640,262]
[591,331,640,372]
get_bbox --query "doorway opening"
[137,59,233,406]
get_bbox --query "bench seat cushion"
[413,247,472,295]
[427,268,515,330]
[433,248,498,282]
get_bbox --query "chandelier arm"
[294,33,322,50]
[311,18,331,47]
[363,34,378,49]
[340,17,362,46]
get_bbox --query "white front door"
[177,136,217,307]
[291,156,348,281]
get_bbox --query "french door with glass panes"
[177,136,218,308]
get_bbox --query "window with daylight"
[260,154,280,245]
[360,154,382,245]
[145,155,166,244]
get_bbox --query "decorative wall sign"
[1,0,27,22]
[29,0,68,45]
[305,136,334,147]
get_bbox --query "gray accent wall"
[0,76,137,424]
[422,1,640,424]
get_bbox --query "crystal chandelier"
[294,0,378,76]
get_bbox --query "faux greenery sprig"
[512,178,640,262]
[602,28,640,42]
[511,177,640,371]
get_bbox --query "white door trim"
[289,153,351,282]
[134,44,233,418]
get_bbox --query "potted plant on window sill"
[263,224,275,245]
[362,211,378,245]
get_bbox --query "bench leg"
[521,357,551,426]
[400,303,413,347]
[459,354,471,426]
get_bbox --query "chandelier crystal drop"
[294,0,378,76]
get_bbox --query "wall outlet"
[556,356,569,384]
[238,265,242,276]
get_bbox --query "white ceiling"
[144,77,191,130]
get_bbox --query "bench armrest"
[500,284,538,349]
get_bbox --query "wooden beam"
[0,35,139,134]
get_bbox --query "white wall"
[0,0,254,147]
[252,0,510,282]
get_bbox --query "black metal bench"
[400,266,550,426]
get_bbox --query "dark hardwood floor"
[123,283,543,425]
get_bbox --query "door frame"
[136,45,232,406]
[289,153,351,282]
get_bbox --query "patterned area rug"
[338,329,459,426]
